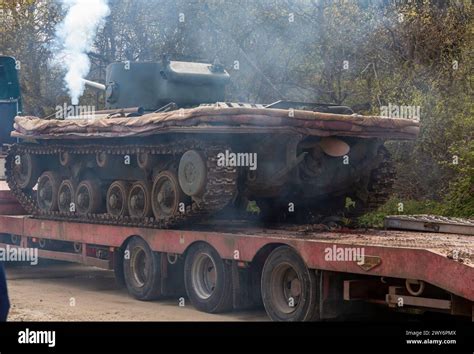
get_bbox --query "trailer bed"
[0,214,472,303]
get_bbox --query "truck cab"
[0,55,21,147]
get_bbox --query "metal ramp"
[384,214,474,235]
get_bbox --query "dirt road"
[5,261,267,321]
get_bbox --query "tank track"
[6,140,237,229]
[257,145,396,224]
[352,145,395,215]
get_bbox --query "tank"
[5,58,419,228]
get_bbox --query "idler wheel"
[152,171,185,220]
[128,181,152,218]
[75,179,102,215]
[178,150,207,197]
[107,181,129,217]
[37,171,60,212]
[58,179,76,213]
[12,153,38,190]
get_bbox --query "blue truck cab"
[0,56,21,146]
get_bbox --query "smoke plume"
[53,0,110,105]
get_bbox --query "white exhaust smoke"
[53,0,110,105]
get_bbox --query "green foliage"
[246,201,260,213]
[443,139,474,218]
[358,197,445,228]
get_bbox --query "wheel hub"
[128,181,151,218]
[271,263,302,314]
[77,190,88,207]
[109,194,118,208]
[192,253,217,299]
[184,163,197,183]
[289,277,301,298]
[58,180,75,213]
[178,150,207,197]
[130,193,143,209]
[131,248,148,288]
[39,188,47,199]
[13,153,37,189]
[157,181,174,208]
[152,171,184,220]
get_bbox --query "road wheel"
[261,246,319,321]
[37,171,60,212]
[184,243,233,313]
[123,237,162,300]
[12,152,38,190]
[152,171,186,220]
[58,179,76,213]
[106,181,129,217]
[75,179,102,215]
[128,181,152,218]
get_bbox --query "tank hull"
[6,105,418,227]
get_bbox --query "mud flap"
[231,261,261,310]
[160,253,186,297]
[112,247,126,288]
[319,270,344,319]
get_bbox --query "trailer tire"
[184,243,233,313]
[123,237,162,300]
[261,246,319,321]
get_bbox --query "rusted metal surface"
[385,214,474,235]
[0,215,471,301]
[11,106,419,140]
[386,286,451,310]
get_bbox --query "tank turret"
[85,58,230,111]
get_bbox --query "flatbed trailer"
[0,214,472,321]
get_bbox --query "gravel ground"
[5,261,267,321]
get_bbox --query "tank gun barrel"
[82,79,106,91]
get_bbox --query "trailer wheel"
[261,246,319,321]
[184,243,233,313]
[123,237,162,300]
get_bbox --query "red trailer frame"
[0,214,472,320]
